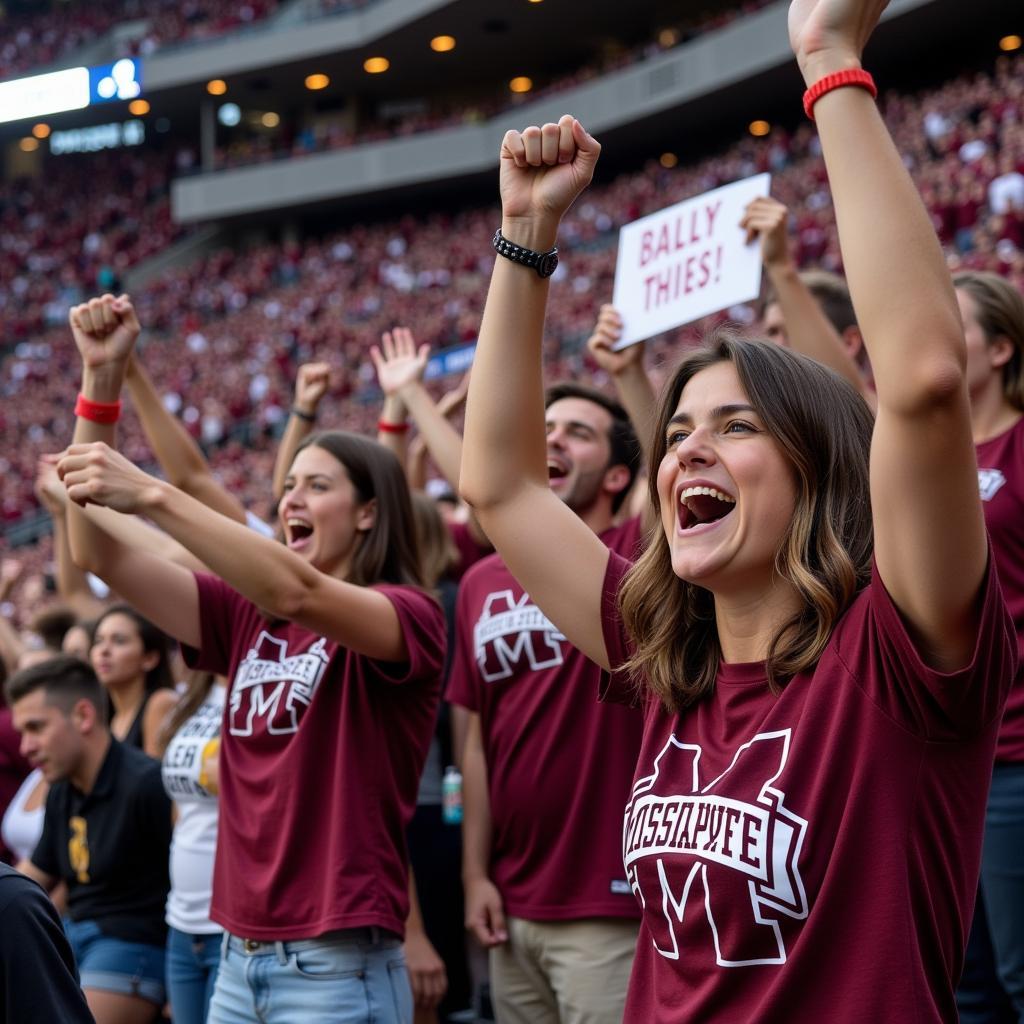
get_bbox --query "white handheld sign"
[611,173,771,348]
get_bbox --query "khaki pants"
[489,916,637,1024]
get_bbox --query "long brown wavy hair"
[619,334,875,711]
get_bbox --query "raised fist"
[499,114,601,235]
[57,442,157,514]
[294,362,331,416]
[69,294,141,370]
[788,0,890,81]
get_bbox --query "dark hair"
[294,431,425,587]
[544,381,642,513]
[619,333,875,710]
[156,671,218,757]
[28,605,78,652]
[5,654,106,717]
[92,604,175,695]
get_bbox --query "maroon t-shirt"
[448,520,493,581]
[183,573,445,940]
[601,551,1015,1024]
[448,517,643,921]
[977,416,1024,762]
[0,708,31,864]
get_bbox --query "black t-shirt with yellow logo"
[31,738,171,947]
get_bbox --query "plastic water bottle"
[442,765,463,825]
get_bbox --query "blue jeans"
[167,927,222,1024]
[959,763,1024,1024]
[63,918,166,1006]
[207,928,412,1024]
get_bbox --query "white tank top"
[1,768,45,863]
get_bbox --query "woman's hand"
[370,328,430,397]
[69,294,141,372]
[293,362,331,417]
[34,459,68,517]
[57,442,161,514]
[586,305,644,377]
[788,0,890,82]
[499,114,601,250]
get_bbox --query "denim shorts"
[208,927,411,1024]
[63,917,167,1006]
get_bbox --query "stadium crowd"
[1,1,1024,1023]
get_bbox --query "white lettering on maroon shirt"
[624,730,808,968]
[473,590,566,682]
[978,468,1007,502]
[229,632,329,737]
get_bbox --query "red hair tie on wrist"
[803,68,878,121]
[75,393,122,424]
[377,419,409,434]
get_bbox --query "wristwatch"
[492,228,559,279]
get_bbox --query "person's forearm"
[272,413,315,501]
[810,74,963,406]
[0,614,25,674]
[461,736,493,882]
[85,504,208,573]
[609,362,658,452]
[377,394,410,466]
[765,261,866,395]
[50,511,105,620]
[461,229,554,510]
[400,383,465,493]
[126,356,247,524]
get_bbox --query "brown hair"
[155,671,218,758]
[295,431,425,588]
[28,605,78,652]
[410,492,458,588]
[619,334,874,710]
[5,654,106,717]
[954,271,1024,411]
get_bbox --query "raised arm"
[792,0,986,668]
[740,195,869,399]
[271,362,331,502]
[63,295,202,649]
[59,443,409,662]
[460,116,611,669]
[34,463,106,621]
[126,352,248,525]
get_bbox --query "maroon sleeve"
[368,585,446,686]
[834,548,1017,740]
[445,576,480,711]
[599,551,643,707]
[180,572,243,675]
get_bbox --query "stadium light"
[749,120,771,137]
[19,137,39,152]
[509,76,533,93]
[364,57,390,74]
[129,99,150,116]
[430,35,456,52]
[660,152,678,169]
[305,73,330,90]
[1000,35,1022,52]
[218,103,242,127]
[261,111,280,128]
[32,123,50,139]
[207,79,228,96]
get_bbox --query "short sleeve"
[599,551,643,707]
[368,586,446,686]
[29,791,60,879]
[446,581,480,712]
[834,549,1017,740]
[180,572,243,675]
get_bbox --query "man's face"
[11,690,82,783]
[545,397,618,515]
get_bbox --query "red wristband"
[803,68,877,120]
[377,419,409,434]
[75,393,122,424]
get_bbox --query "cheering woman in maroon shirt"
[458,1,1016,1021]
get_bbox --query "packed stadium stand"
[0,0,1020,622]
